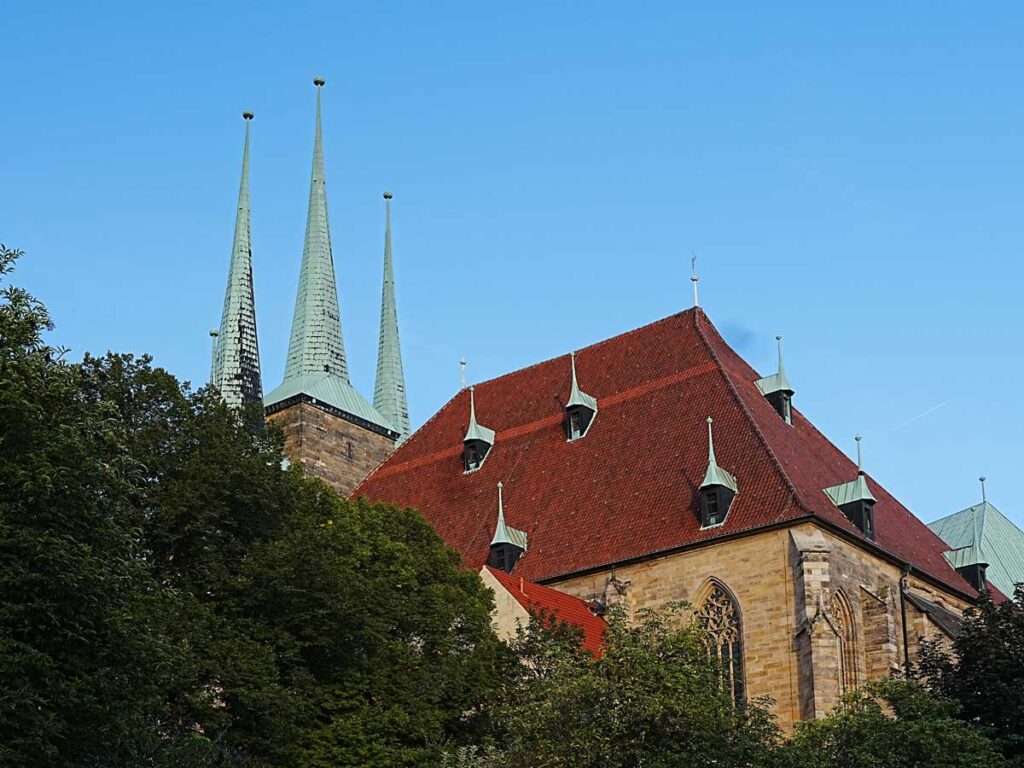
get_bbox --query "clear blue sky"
[4,1,1022,528]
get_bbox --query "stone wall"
[267,402,395,496]
[543,521,974,730]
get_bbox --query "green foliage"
[918,585,1024,764]
[0,247,506,767]
[489,603,782,768]
[0,244,176,766]
[780,679,1005,768]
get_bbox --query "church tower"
[211,111,262,409]
[264,78,400,493]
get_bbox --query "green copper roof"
[824,474,875,506]
[755,336,793,397]
[930,500,1024,597]
[464,386,495,445]
[824,435,875,507]
[264,373,395,433]
[212,113,263,408]
[282,77,349,384]
[491,482,528,550]
[373,192,410,443]
[701,417,738,492]
[566,352,598,412]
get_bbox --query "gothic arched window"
[698,583,745,705]
[831,591,858,695]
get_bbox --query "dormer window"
[755,336,795,425]
[565,352,598,441]
[464,442,486,472]
[698,417,738,528]
[824,435,877,540]
[488,482,528,573]
[463,386,495,473]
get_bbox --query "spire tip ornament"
[313,76,326,87]
[242,111,254,120]
[383,191,393,200]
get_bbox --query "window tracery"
[698,583,745,704]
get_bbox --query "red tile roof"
[355,309,979,599]
[484,565,606,654]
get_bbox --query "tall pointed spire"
[373,191,410,442]
[283,77,348,383]
[212,112,262,408]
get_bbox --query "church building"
[207,78,1002,729]
[353,308,995,729]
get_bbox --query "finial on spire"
[855,434,864,473]
[706,416,716,463]
[980,476,987,504]
[383,191,393,200]
[690,253,700,308]
[242,111,254,120]
[209,330,219,385]
[313,76,326,86]
[460,357,467,390]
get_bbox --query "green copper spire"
[701,417,738,491]
[212,112,263,408]
[373,192,410,442]
[283,77,348,383]
[264,79,396,437]
[490,481,528,549]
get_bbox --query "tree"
[779,679,1005,768]
[488,603,782,768]
[0,245,176,766]
[918,585,1024,764]
[1,247,508,766]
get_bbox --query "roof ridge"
[467,310,698,391]
[692,309,806,522]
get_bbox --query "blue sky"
[3,1,1022,528]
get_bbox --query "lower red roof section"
[484,566,606,655]
[355,309,979,601]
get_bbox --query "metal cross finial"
[460,357,467,390]
[690,253,700,308]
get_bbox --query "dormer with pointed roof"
[824,435,877,540]
[463,386,495,472]
[565,352,597,440]
[373,192,410,443]
[755,335,794,424]
[211,112,262,409]
[699,417,738,528]
[488,481,528,573]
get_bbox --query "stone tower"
[264,78,400,494]
[211,112,262,408]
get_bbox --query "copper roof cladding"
[355,308,980,599]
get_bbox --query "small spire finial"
[242,111,254,120]
[460,358,467,390]
[496,481,505,523]
[383,191,393,200]
[980,476,987,503]
[855,434,864,473]
[313,76,326,86]
[690,253,700,308]
[706,416,716,463]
